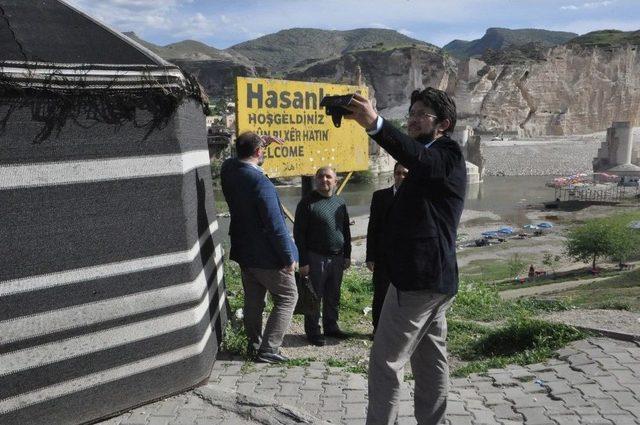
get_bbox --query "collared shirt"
[367,116,437,149]
[239,159,263,173]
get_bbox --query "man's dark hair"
[410,87,457,134]
[235,132,263,159]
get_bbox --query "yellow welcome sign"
[236,77,369,177]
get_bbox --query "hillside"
[228,27,433,73]
[567,29,640,47]
[443,27,577,59]
[122,32,253,66]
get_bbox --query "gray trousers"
[366,285,454,425]
[304,251,344,336]
[240,267,298,354]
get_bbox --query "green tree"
[565,218,615,270]
[608,214,640,266]
[565,214,640,270]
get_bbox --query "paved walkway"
[100,337,640,425]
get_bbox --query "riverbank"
[481,127,640,176]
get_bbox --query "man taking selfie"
[345,88,466,425]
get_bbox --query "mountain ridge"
[443,27,578,59]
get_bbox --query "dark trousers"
[371,265,391,333]
[304,251,344,336]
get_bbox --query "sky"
[66,0,640,49]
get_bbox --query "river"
[213,174,557,240]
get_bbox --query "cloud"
[560,0,615,10]
[369,23,392,30]
[398,28,414,36]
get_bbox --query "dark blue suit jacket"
[372,120,467,295]
[220,158,298,269]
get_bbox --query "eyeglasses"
[394,170,408,176]
[408,110,438,120]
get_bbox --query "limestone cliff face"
[454,44,640,136]
[286,47,457,114]
[173,59,265,99]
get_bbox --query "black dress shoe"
[324,329,350,340]
[307,334,326,346]
[254,351,289,364]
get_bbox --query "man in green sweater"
[294,166,352,347]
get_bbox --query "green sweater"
[293,191,351,266]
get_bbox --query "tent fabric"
[0,2,224,424]
[0,0,166,65]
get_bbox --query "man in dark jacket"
[345,88,466,425]
[366,162,408,334]
[294,166,351,347]
[220,132,298,364]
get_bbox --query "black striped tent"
[0,1,227,423]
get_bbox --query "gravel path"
[499,274,616,300]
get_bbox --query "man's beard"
[257,153,265,166]
[419,128,437,142]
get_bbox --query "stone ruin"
[593,121,640,179]
[453,126,484,184]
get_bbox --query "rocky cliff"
[454,43,640,136]
[287,46,457,115]
[124,28,640,137]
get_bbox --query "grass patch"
[345,362,368,375]
[448,280,570,323]
[221,322,249,358]
[338,266,374,329]
[460,254,530,283]
[449,318,587,377]
[447,280,583,376]
[285,357,315,367]
[325,357,368,375]
[540,268,640,312]
[224,261,244,312]
[326,358,349,368]
[494,268,621,291]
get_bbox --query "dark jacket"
[220,158,298,269]
[366,186,394,264]
[371,120,466,295]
